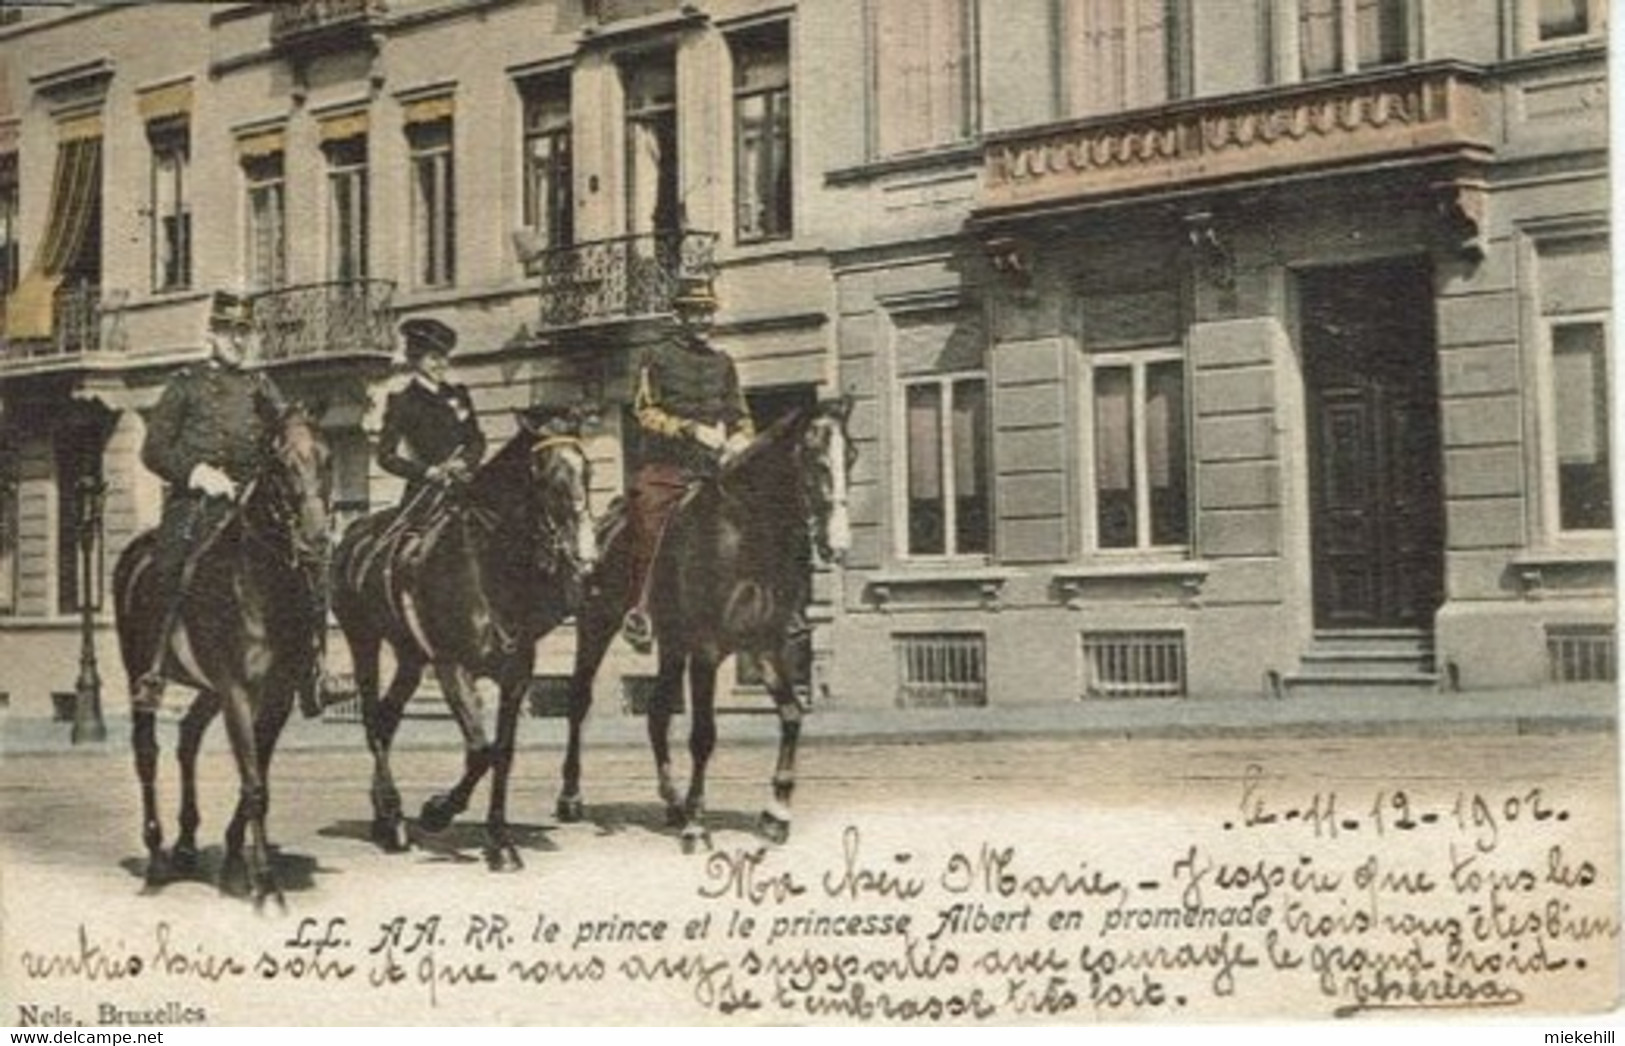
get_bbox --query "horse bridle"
[240,425,332,574]
[528,434,593,577]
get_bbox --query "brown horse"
[557,399,854,850]
[113,408,332,907]
[331,407,597,870]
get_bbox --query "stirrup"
[300,671,348,720]
[621,608,654,654]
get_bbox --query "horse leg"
[131,708,167,888]
[679,654,719,854]
[557,603,617,822]
[363,638,418,852]
[419,661,491,834]
[483,654,534,872]
[756,648,804,846]
[217,682,278,908]
[173,692,222,874]
[649,647,686,829]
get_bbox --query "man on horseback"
[621,276,754,652]
[376,317,486,509]
[136,290,290,712]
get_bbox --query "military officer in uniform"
[621,276,754,652]
[376,317,485,509]
[137,290,289,708]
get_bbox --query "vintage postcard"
[0,0,1617,1029]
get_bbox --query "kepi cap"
[400,317,458,362]
[208,290,254,332]
[670,275,719,313]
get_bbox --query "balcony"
[251,279,395,364]
[0,281,126,371]
[269,0,384,55]
[976,62,1493,221]
[532,230,718,331]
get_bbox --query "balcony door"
[1302,258,1443,630]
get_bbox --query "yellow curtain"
[6,135,101,341]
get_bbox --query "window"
[0,466,15,616]
[54,428,103,616]
[871,0,973,155]
[731,22,792,243]
[0,172,17,297]
[1548,319,1611,533]
[1065,0,1190,116]
[409,118,456,287]
[1088,353,1188,550]
[1082,630,1186,697]
[895,632,987,708]
[1530,0,1606,45]
[1547,625,1615,683]
[521,75,573,249]
[623,52,679,236]
[149,127,190,292]
[243,152,286,291]
[325,136,369,282]
[1298,0,1412,78]
[904,376,990,557]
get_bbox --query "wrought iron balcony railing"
[252,279,395,363]
[533,231,718,330]
[270,0,384,50]
[0,280,126,367]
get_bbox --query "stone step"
[1281,671,1442,700]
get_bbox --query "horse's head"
[258,405,333,565]
[516,406,599,584]
[796,395,856,565]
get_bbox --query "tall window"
[1299,0,1411,78]
[54,427,102,616]
[872,0,973,156]
[731,22,792,243]
[0,171,17,325]
[904,376,990,557]
[325,136,369,282]
[149,126,191,292]
[409,118,456,287]
[1066,0,1190,117]
[243,151,286,291]
[521,75,573,249]
[1548,319,1611,533]
[623,52,679,235]
[1089,353,1187,550]
[0,463,15,616]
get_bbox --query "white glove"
[189,463,237,500]
[691,422,726,451]
[722,432,752,463]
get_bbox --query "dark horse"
[557,399,854,850]
[113,408,332,907]
[331,408,597,870]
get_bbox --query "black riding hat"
[400,317,458,362]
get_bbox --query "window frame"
[1520,0,1608,51]
[897,370,992,561]
[1081,344,1191,555]
[409,118,456,289]
[520,74,574,250]
[1538,311,1613,543]
[868,0,978,158]
[0,175,18,299]
[325,137,370,283]
[243,151,286,292]
[1270,0,1419,83]
[621,48,680,237]
[729,20,793,244]
[148,126,191,294]
[1061,0,1192,118]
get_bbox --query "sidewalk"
[2,683,1615,757]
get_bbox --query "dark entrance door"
[1302,259,1443,629]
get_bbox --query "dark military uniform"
[376,378,485,503]
[142,360,287,598]
[625,329,754,629]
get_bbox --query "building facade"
[0,0,1611,717]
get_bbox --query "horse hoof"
[555,796,585,823]
[255,884,288,914]
[419,795,458,834]
[218,856,250,900]
[144,852,172,889]
[170,843,200,875]
[680,826,710,855]
[758,811,791,845]
[485,844,524,873]
[371,817,411,853]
